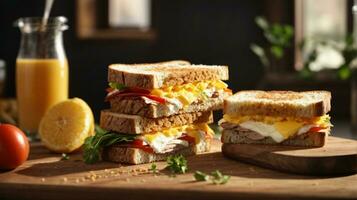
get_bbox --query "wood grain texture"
[0,138,357,200]
[222,136,357,175]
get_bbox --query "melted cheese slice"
[151,80,228,107]
[140,124,213,153]
[223,114,331,142]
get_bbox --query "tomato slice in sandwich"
[309,126,325,133]
[106,91,166,104]
[179,135,196,144]
[131,139,154,153]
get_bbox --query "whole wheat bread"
[224,90,331,118]
[109,95,226,118]
[100,110,213,134]
[108,63,229,89]
[221,129,326,147]
[102,139,211,164]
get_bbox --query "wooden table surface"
[0,140,356,200]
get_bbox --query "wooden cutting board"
[223,136,357,175]
[0,137,357,200]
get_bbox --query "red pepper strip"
[106,92,166,104]
[179,135,196,144]
[309,126,325,133]
[130,139,154,153]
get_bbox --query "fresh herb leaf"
[83,125,136,164]
[211,170,230,185]
[194,171,210,182]
[149,163,158,174]
[166,155,188,174]
[109,82,127,91]
[61,153,70,160]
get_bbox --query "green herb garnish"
[166,155,188,174]
[194,171,210,181]
[149,163,158,174]
[109,82,127,91]
[83,125,136,164]
[211,170,230,185]
[61,153,70,160]
[193,170,230,185]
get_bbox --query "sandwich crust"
[108,63,229,89]
[224,90,331,118]
[100,110,213,134]
[221,129,326,147]
[102,139,211,164]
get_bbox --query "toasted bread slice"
[221,129,326,147]
[100,110,213,134]
[108,63,229,89]
[224,90,331,118]
[109,94,226,118]
[102,139,211,164]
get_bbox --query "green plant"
[166,155,188,174]
[300,34,357,80]
[250,16,294,69]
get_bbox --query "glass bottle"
[15,17,69,134]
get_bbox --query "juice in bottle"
[16,59,68,133]
[15,17,69,134]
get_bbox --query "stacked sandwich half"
[100,61,232,164]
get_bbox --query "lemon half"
[39,98,94,153]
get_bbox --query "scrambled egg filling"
[151,80,229,107]
[222,114,331,142]
[139,124,214,153]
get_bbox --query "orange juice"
[16,59,68,133]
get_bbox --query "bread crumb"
[141,179,146,182]
[125,178,130,182]
[41,178,45,182]
[75,179,80,183]
[63,177,68,182]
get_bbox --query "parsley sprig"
[194,171,210,181]
[194,170,230,185]
[83,125,135,164]
[149,163,158,174]
[166,155,188,174]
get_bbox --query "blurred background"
[0,0,356,138]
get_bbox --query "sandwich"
[219,90,332,147]
[106,61,231,118]
[100,110,214,164]
[98,60,231,164]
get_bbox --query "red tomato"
[179,135,196,144]
[131,139,154,153]
[0,124,29,170]
[309,126,324,133]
